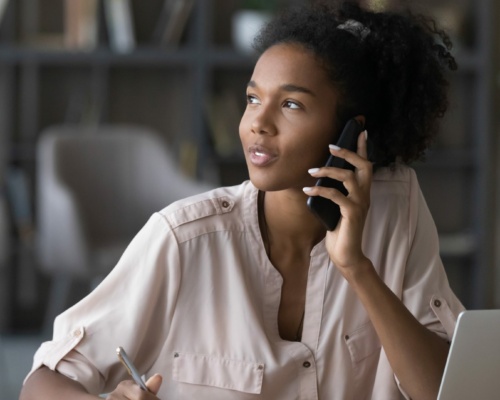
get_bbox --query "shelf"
[0,45,199,66]
[0,0,495,317]
[0,45,263,71]
[454,49,485,72]
[439,232,476,258]
[208,48,257,68]
[0,48,484,77]
[413,149,476,169]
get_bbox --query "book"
[64,0,99,51]
[104,0,136,53]
[179,140,198,178]
[0,0,9,28]
[153,0,194,47]
[205,90,244,158]
[5,167,34,242]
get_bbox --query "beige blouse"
[26,164,464,399]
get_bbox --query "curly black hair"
[253,0,457,166]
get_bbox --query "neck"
[259,189,326,252]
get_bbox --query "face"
[239,43,340,192]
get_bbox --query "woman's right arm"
[20,367,163,400]
[20,367,100,400]
[20,215,174,400]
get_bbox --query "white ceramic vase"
[232,10,272,54]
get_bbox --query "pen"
[116,346,150,392]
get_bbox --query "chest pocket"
[172,352,264,395]
[344,322,381,364]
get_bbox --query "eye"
[246,94,260,105]
[283,100,301,109]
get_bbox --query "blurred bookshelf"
[405,0,496,309]
[0,0,496,333]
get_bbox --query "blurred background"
[0,0,499,398]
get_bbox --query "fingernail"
[364,130,368,140]
[303,187,313,192]
[329,144,341,151]
[308,168,320,174]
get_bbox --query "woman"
[21,1,464,399]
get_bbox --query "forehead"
[252,43,333,90]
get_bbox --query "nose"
[250,104,277,136]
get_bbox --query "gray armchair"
[36,124,212,333]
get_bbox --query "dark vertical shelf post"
[19,62,40,146]
[471,0,494,308]
[494,3,500,309]
[0,66,14,173]
[192,0,212,179]
[90,63,110,124]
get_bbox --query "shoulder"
[156,181,257,241]
[371,163,420,199]
[368,163,428,240]
[372,162,416,183]
[369,163,423,229]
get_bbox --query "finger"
[145,374,163,395]
[354,131,372,187]
[329,145,372,193]
[308,167,358,195]
[307,165,368,205]
[303,185,350,208]
[327,133,369,170]
[108,380,143,399]
[304,184,367,228]
[356,130,368,159]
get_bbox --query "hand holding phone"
[306,118,363,230]
[116,346,150,392]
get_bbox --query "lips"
[248,144,278,167]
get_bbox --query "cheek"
[275,140,325,184]
[288,124,334,164]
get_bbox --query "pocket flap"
[173,352,264,394]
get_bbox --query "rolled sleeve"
[23,212,181,394]
[402,175,465,341]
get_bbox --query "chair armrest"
[37,180,90,277]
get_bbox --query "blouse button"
[303,361,311,368]
[72,329,81,337]
[257,364,264,370]
[434,299,442,307]
[221,200,230,208]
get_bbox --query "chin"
[248,173,283,192]
[249,178,280,192]
[248,173,306,193]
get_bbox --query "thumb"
[145,373,163,395]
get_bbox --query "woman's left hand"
[306,131,373,276]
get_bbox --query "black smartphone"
[306,118,363,230]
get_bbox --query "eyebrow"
[247,80,316,96]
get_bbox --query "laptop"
[437,309,500,400]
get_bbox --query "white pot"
[232,10,272,54]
